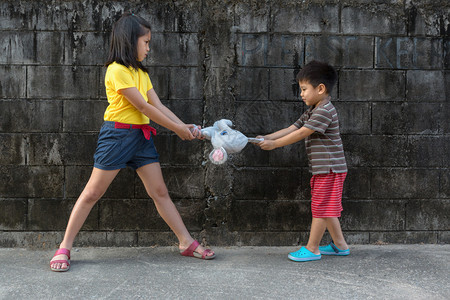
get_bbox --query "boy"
[258,60,349,262]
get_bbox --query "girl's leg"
[306,217,327,254]
[50,168,120,270]
[325,217,348,250]
[136,163,214,257]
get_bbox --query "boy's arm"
[260,125,298,140]
[259,126,314,150]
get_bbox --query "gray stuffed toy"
[197,119,262,164]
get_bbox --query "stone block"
[135,167,205,199]
[147,33,199,66]
[342,5,406,35]
[230,200,268,231]
[406,70,446,101]
[0,31,35,64]
[148,67,169,100]
[376,37,442,69]
[106,232,138,247]
[138,231,178,247]
[267,200,311,231]
[445,39,450,69]
[439,231,450,244]
[0,199,27,230]
[233,168,306,200]
[0,66,26,98]
[342,168,370,200]
[0,134,26,165]
[28,133,97,166]
[372,102,440,135]
[235,68,269,100]
[341,200,406,231]
[269,68,301,101]
[0,100,62,133]
[75,232,107,247]
[65,166,135,199]
[27,66,99,99]
[236,34,303,67]
[168,67,203,100]
[404,231,438,244]
[167,136,204,165]
[272,3,339,33]
[0,1,72,30]
[333,102,371,134]
[371,169,440,199]
[64,31,109,65]
[407,136,443,167]
[232,141,307,168]
[63,100,107,132]
[0,166,63,198]
[236,232,302,246]
[235,100,304,134]
[153,99,204,134]
[442,102,450,134]
[441,169,450,198]
[142,1,202,33]
[343,135,409,167]
[100,197,206,232]
[0,231,63,249]
[340,70,405,101]
[232,2,270,32]
[305,36,374,68]
[28,199,98,230]
[406,200,450,230]
[100,199,166,231]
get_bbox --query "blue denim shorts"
[93,121,159,170]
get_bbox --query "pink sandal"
[180,240,215,260]
[50,248,71,272]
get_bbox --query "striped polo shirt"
[293,98,347,175]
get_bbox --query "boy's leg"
[305,217,327,255]
[136,163,214,257]
[325,217,348,250]
[51,167,120,270]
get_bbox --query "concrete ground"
[0,244,449,299]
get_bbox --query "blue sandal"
[288,247,321,262]
[319,242,350,256]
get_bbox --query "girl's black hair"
[296,60,337,93]
[105,12,152,72]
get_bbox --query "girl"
[50,13,215,272]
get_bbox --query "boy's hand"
[258,139,277,151]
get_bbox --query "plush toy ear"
[209,147,228,165]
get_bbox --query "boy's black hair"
[105,12,152,72]
[296,60,337,94]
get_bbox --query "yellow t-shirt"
[104,62,153,124]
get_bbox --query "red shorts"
[310,171,347,218]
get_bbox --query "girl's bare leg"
[136,163,214,257]
[50,168,120,270]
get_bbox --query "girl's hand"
[190,125,204,139]
[175,124,195,141]
[259,139,277,151]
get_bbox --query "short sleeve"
[303,108,332,134]
[146,72,153,92]
[293,110,311,128]
[108,65,136,92]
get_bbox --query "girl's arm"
[259,126,314,150]
[119,87,194,140]
[146,88,184,124]
[260,125,299,140]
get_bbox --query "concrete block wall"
[0,0,449,248]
